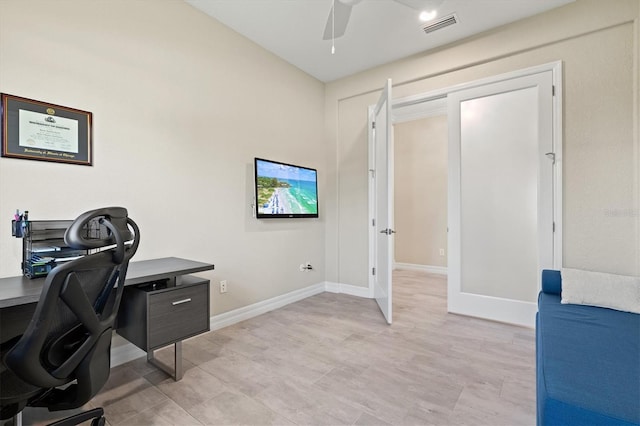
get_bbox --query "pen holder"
[12,220,25,238]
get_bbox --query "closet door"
[448,71,555,327]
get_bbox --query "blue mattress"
[537,270,640,425]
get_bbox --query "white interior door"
[369,79,393,324]
[448,71,555,327]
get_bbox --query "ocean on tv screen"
[257,177,317,215]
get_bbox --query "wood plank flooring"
[21,269,536,425]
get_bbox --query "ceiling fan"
[322,0,446,41]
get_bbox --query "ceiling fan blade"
[322,1,353,40]
[394,0,444,11]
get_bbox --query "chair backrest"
[5,207,139,410]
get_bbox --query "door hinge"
[372,121,376,130]
[552,85,555,96]
[372,267,376,275]
[372,218,375,227]
[553,222,556,232]
[369,168,375,178]
[545,152,556,164]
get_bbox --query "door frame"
[368,62,563,317]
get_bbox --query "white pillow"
[561,268,640,314]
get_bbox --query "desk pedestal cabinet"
[116,275,210,380]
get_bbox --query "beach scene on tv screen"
[256,160,318,215]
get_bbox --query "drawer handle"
[172,298,192,306]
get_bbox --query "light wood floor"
[24,269,536,425]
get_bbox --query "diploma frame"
[1,93,92,166]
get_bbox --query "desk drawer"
[148,283,209,349]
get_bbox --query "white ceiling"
[185,0,574,83]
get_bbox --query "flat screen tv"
[254,158,318,218]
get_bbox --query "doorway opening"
[393,99,448,276]
[392,102,449,325]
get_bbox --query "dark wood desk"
[0,257,214,380]
[0,257,214,308]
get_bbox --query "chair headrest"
[64,207,139,263]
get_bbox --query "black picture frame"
[1,93,92,166]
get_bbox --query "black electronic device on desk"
[12,213,110,278]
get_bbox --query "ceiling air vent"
[422,13,458,35]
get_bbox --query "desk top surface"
[0,257,214,309]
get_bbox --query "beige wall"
[325,0,640,287]
[394,115,448,267]
[0,0,326,315]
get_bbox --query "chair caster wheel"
[91,416,106,426]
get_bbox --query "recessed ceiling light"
[419,10,438,22]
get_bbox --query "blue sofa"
[537,270,640,426]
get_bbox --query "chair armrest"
[542,269,562,294]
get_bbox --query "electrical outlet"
[220,280,227,293]
[439,248,445,256]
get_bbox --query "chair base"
[48,408,105,426]
[1,407,105,426]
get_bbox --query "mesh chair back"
[4,207,139,410]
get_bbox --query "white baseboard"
[324,281,372,298]
[394,262,448,275]
[111,280,369,367]
[209,282,326,331]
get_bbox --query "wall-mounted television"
[254,157,318,219]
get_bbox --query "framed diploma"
[1,93,92,166]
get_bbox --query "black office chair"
[0,207,140,426]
